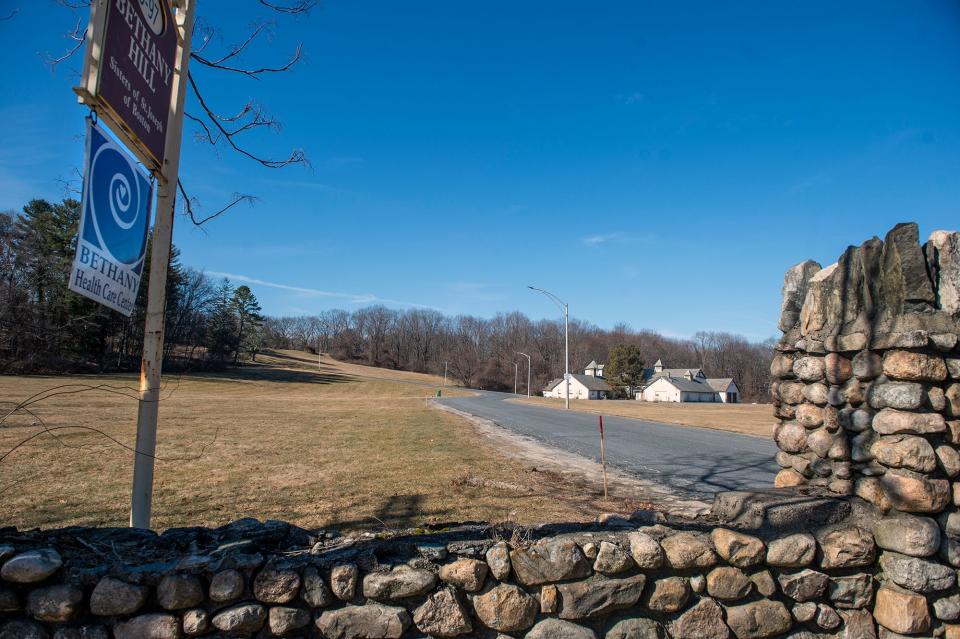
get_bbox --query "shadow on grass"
[184,357,357,386]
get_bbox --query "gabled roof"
[585,360,599,369]
[544,374,612,392]
[706,378,736,391]
[647,375,717,394]
[643,367,705,381]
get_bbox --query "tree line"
[263,308,776,402]
[0,198,263,373]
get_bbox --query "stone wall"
[771,222,960,506]
[0,509,892,639]
[1,222,958,638]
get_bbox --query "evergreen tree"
[605,343,645,397]
[232,285,263,363]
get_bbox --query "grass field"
[510,396,774,438]
[0,351,643,531]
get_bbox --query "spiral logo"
[85,125,151,267]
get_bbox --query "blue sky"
[1,1,959,340]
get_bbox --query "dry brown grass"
[510,396,775,438]
[0,352,643,531]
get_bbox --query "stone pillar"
[772,222,960,636]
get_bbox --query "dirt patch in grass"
[0,354,650,531]
[509,396,774,438]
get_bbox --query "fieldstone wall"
[0,510,891,639]
[1,222,957,638]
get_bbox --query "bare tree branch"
[258,0,318,14]
[45,18,85,69]
[187,72,308,169]
[0,8,19,21]
[192,42,303,79]
[177,180,257,226]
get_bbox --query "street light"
[516,351,532,398]
[514,361,519,395]
[528,286,570,409]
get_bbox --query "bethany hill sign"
[75,0,178,173]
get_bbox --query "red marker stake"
[599,415,608,500]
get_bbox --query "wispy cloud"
[582,232,626,247]
[207,271,441,310]
[582,231,656,248]
[615,92,645,105]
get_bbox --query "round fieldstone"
[363,566,436,601]
[330,563,358,601]
[268,606,310,635]
[873,515,940,557]
[871,435,937,473]
[705,567,751,601]
[853,351,883,380]
[472,584,538,632]
[1,549,62,584]
[157,573,204,610]
[182,608,209,636]
[212,603,267,634]
[874,585,931,635]
[777,569,829,602]
[795,357,826,382]
[868,382,925,410]
[825,353,853,385]
[316,604,410,639]
[26,584,82,622]
[485,542,511,581]
[828,573,873,609]
[766,533,816,568]
[253,567,301,604]
[661,532,717,570]
[439,558,489,591]
[592,542,634,575]
[642,576,690,613]
[873,408,947,435]
[934,593,960,621]
[668,598,730,639]
[302,565,334,607]
[816,604,841,630]
[817,526,876,569]
[725,600,792,639]
[775,422,808,453]
[803,383,829,406]
[413,589,472,637]
[606,618,660,639]
[879,470,951,513]
[209,569,244,602]
[0,620,48,639]
[113,613,181,639]
[879,551,956,593]
[525,618,595,639]
[793,602,816,623]
[89,576,148,616]
[883,351,948,382]
[627,532,664,569]
[509,540,591,586]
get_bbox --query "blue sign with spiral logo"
[69,121,154,316]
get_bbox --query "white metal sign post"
[129,0,196,529]
[76,0,197,528]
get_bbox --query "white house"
[544,360,612,400]
[635,359,741,403]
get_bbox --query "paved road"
[441,391,778,499]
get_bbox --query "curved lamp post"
[528,286,570,409]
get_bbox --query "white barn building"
[635,359,741,403]
[543,360,612,400]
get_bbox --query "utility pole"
[514,362,519,395]
[130,0,196,529]
[529,287,570,409]
[517,351,531,398]
[443,361,448,387]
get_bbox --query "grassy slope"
[0,351,640,531]
[509,396,774,438]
